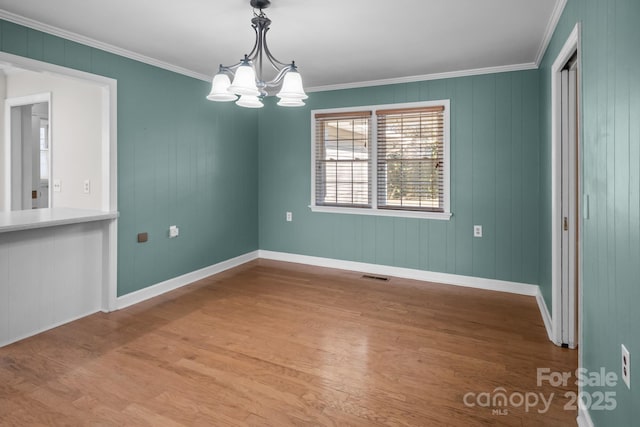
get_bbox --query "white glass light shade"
[276,70,308,100]
[206,73,237,102]
[228,64,260,96]
[236,95,264,108]
[277,98,305,107]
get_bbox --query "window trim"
[310,100,451,220]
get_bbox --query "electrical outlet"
[83,179,91,194]
[169,225,179,238]
[622,344,631,389]
[286,211,292,222]
[53,179,61,192]
[473,225,483,237]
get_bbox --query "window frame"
[313,110,373,208]
[310,100,451,220]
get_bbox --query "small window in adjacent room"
[39,119,49,183]
[311,100,451,220]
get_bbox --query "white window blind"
[311,100,450,219]
[314,111,372,207]
[376,106,445,212]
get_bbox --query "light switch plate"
[583,194,590,219]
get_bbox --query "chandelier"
[206,0,308,108]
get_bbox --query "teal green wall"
[258,71,541,284]
[7,10,636,424]
[0,20,259,296]
[540,0,640,424]
[4,4,638,423]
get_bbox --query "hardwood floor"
[0,260,577,426]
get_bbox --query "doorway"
[551,24,581,349]
[4,93,51,210]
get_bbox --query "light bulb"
[236,95,264,108]
[228,62,260,96]
[206,73,237,102]
[277,98,305,107]
[276,69,308,100]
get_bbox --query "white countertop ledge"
[0,208,118,233]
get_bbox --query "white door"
[560,61,579,348]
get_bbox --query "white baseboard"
[577,398,594,427]
[258,250,539,296]
[115,250,259,310]
[114,249,555,348]
[536,288,556,343]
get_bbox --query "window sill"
[309,205,452,220]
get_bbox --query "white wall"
[0,221,105,347]
[5,70,103,210]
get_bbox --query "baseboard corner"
[116,250,259,310]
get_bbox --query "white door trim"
[3,92,52,211]
[551,23,581,347]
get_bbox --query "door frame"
[551,23,582,348]
[4,93,52,210]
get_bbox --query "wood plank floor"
[0,260,577,426]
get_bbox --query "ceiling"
[0,0,563,91]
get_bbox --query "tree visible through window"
[377,106,445,211]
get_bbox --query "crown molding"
[305,62,538,93]
[0,9,212,82]
[534,0,569,66]
[1,0,565,92]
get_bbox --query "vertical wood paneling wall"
[258,71,541,285]
[0,20,260,297]
[539,0,640,425]
[0,223,104,347]
[1,3,636,424]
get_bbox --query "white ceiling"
[0,0,563,90]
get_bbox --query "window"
[314,111,372,207]
[312,100,450,220]
[39,119,49,183]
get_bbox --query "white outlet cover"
[622,344,631,389]
[169,225,179,238]
[473,225,483,237]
